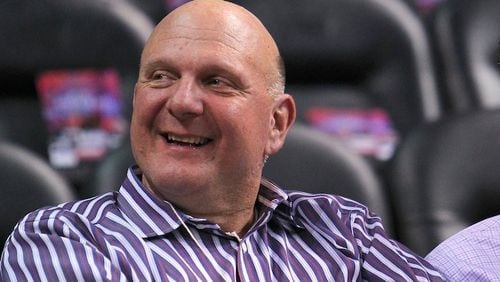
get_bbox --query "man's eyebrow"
[140,58,174,72]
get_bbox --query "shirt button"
[241,241,248,253]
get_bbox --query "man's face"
[130,18,282,197]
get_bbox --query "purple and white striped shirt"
[1,167,443,281]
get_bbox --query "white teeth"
[167,134,209,145]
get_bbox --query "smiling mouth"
[165,133,212,147]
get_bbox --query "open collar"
[116,166,298,239]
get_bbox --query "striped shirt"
[1,167,443,281]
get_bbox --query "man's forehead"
[157,10,256,44]
[158,24,244,45]
[141,27,253,71]
[144,17,261,61]
[142,0,280,80]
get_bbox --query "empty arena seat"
[389,109,500,255]
[429,0,500,113]
[0,141,76,249]
[233,0,442,163]
[0,0,155,193]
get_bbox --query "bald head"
[141,0,285,96]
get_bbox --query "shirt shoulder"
[11,192,118,240]
[426,215,500,281]
[286,190,383,229]
[282,191,443,281]
[283,191,387,249]
[35,191,116,219]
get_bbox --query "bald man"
[1,1,443,280]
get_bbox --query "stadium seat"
[265,124,393,233]
[0,0,155,193]
[123,0,173,23]
[429,0,500,113]
[388,109,500,255]
[233,0,442,164]
[0,141,76,250]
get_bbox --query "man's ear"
[266,94,296,155]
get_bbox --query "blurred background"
[0,0,499,256]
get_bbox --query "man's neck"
[146,178,261,237]
[177,194,259,237]
[203,206,257,237]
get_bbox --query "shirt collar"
[117,166,297,239]
[256,178,289,210]
[257,178,305,229]
[117,166,182,238]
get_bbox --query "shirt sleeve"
[425,215,500,281]
[343,199,444,281]
[0,208,130,282]
[425,241,494,281]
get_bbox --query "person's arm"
[0,208,130,281]
[425,215,500,281]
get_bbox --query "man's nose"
[166,78,204,120]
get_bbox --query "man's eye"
[207,78,222,86]
[206,77,234,89]
[146,71,175,88]
[152,71,168,80]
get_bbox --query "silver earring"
[264,155,269,164]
